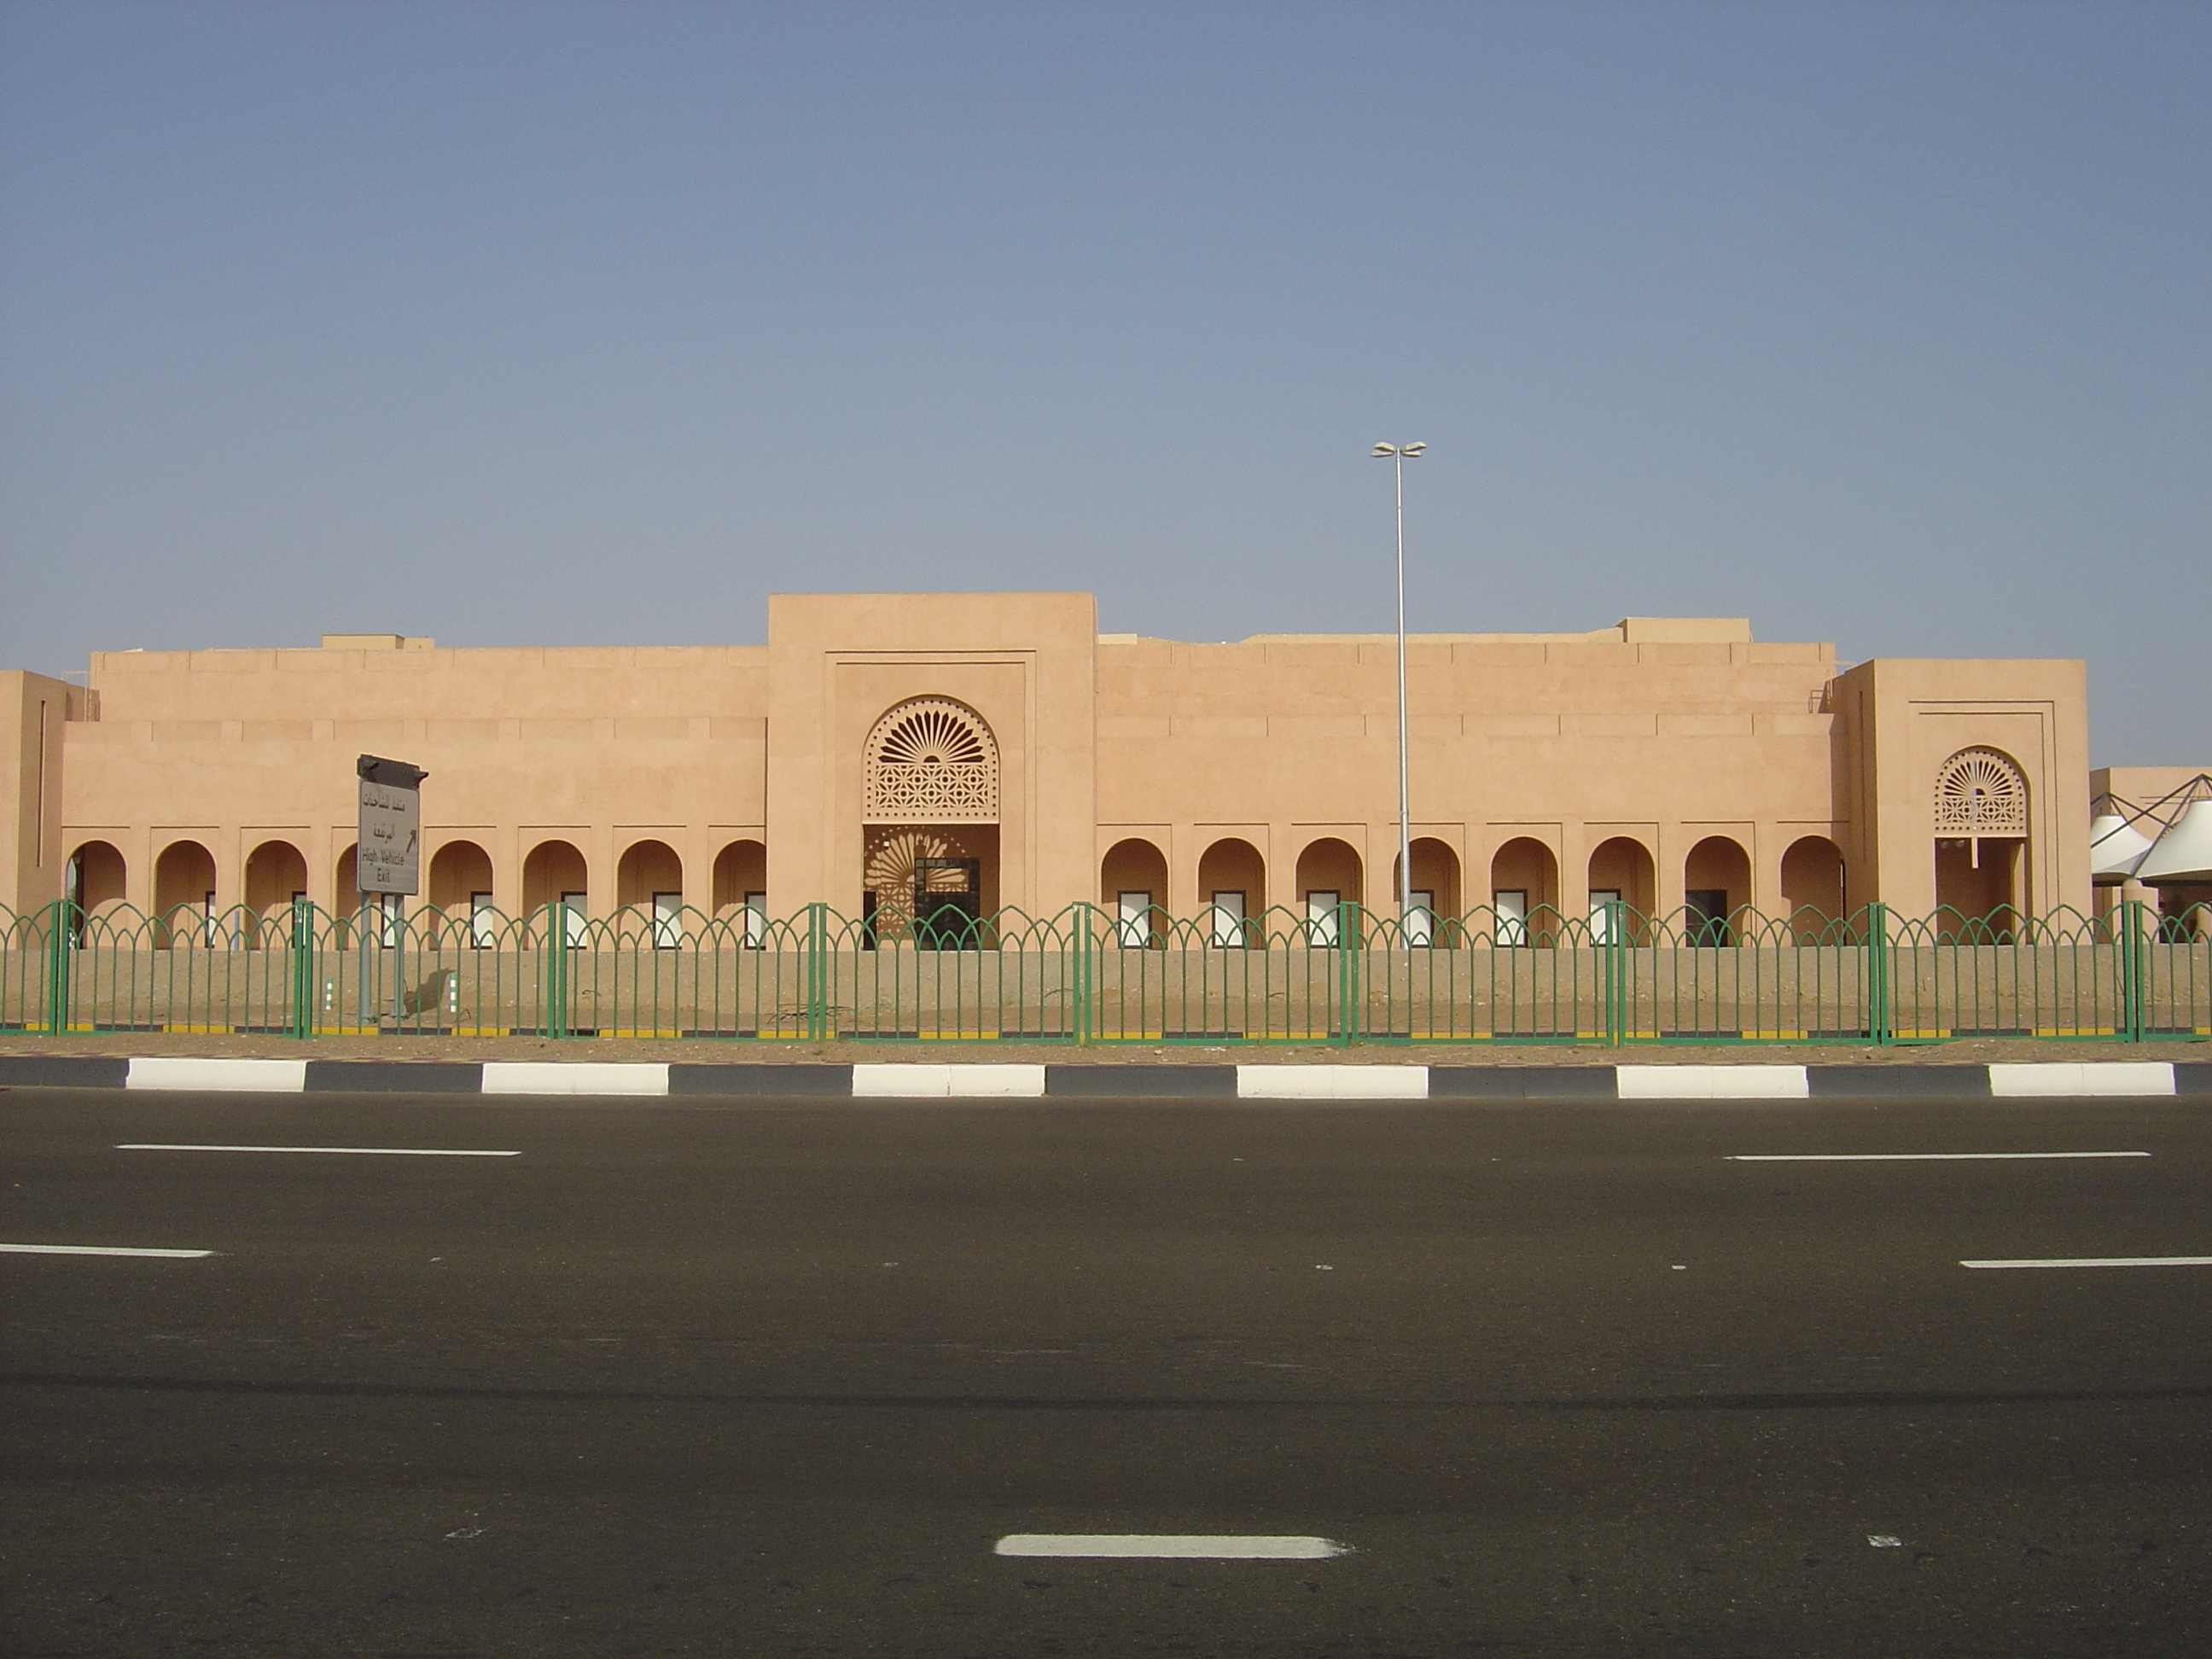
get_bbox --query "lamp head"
[1402,442,1426,456]
[1371,444,1396,457]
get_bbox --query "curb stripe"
[479,1062,669,1097]
[1988,1062,2174,1098]
[852,1064,1048,1097]
[125,1057,308,1093]
[3,1058,2203,1098]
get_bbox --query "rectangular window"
[1685,888,1731,947]
[1306,889,1341,948]
[1493,888,1528,947]
[744,891,767,950]
[652,891,684,950]
[1589,888,1621,946]
[1116,890,1152,949]
[470,891,497,949]
[1405,888,1435,947]
[561,891,588,949]
[1208,890,1246,949]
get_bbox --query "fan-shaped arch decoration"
[863,698,999,822]
[1934,747,2028,837]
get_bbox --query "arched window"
[863,698,998,823]
[1934,748,2029,939]
[1934,748,2028,837]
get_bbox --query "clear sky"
[3,1,2205,763]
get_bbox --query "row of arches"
[67,828,1849,944]
[64,835,773,945]
[1100,833,1850,939]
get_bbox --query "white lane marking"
[1616,1065,1808,1099]
[1236,1066,1427,1099]
[125,1057,307,1093]
[480,1062,668,1096]
[1961,1256,2212,1270]
[995,1534,1350,1559]
[0,1243,213,1258]
[1729,1151,2149,1161]
[1988,1062,2174,1097]
[116,1144,520,1157]
[851,1064,1047,1097]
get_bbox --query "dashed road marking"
[1961,1256,2212,1270]
[117,1144,520,1157]
[1729,1151,2148,1162]
[0,1243,214,1259]
[995,1534,1349,1559]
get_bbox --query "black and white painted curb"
[0,1056,2206,1099]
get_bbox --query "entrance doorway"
[914,856,981,948]
[863,825,998,946]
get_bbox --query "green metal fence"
[3,899,2205,1045]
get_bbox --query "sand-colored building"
[2,592,2108,934]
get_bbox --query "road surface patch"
[1237,1065,1426,1099]
[1619,1065,1808,1099]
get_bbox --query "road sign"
[357,755,428,895]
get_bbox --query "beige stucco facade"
[1,593,2103,928]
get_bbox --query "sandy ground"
[0,1029,2202,1068]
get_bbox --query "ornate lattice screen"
[863,698,999,823]
[1934,747,2028,837]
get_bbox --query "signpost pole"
[356,755,428,1036]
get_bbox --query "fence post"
[1601,900,1627,1046]
[43,899,72,1037]
[2119,898,2147,1043]
[1866,901,1891,1046]
[803,902,829,1041]
[1335,902,1359,1046]
[542,902,568,1039]
[290,897,314,1039]
[1070,904,1093,1045]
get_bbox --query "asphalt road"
[4,1086,2209,1657]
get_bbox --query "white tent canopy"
[2088,812,2156,882]
[2134,798,2212,886]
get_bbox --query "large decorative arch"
[863,698,998,823]
[1934,747,2028,837]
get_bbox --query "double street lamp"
[1371,442,1425,934]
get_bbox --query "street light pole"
[1371,442,1424,934]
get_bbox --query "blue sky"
[3,1,2205,761]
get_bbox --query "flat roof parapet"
[321,633,435,650]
